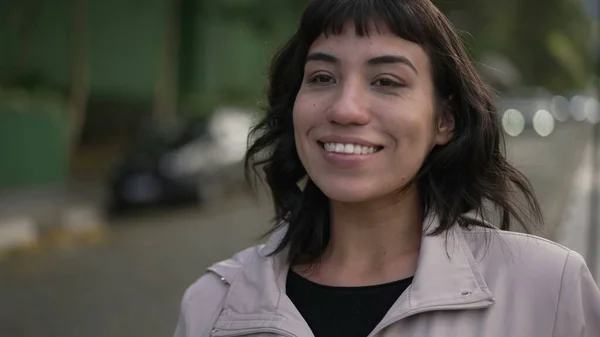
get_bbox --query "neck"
[296,185,424,286]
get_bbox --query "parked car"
[106,107,256,213]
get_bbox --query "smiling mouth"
[318,141,383,155]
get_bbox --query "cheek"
[293,94,324,133]
[384,104,436,143]
[292,98,315,156]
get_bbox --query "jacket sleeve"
[174,272,230,337]
[552,250,600,337]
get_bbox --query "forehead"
[307,22,429,67]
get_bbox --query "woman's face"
[293,23,454,204]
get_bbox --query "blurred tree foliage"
[179,0,307,114]
[437,0,594,92]
[189,0,593,109]
[1,0,594,116]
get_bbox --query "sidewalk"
[0,180,108,255]
[0,180,104,218]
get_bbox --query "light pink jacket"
[174,219,600,337]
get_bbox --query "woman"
[174,0,600,336]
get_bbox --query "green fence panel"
[0,106,69,189]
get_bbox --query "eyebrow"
[305,52,419,75]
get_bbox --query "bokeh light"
[533,109,555,137]
[584,98,600,124]
[551,95,570,122]
[502,109,526,137]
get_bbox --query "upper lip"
[317,135,383,148]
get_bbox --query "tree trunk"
[68,0,89,158]
[153,0,182,128]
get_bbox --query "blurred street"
[0,122,594,337]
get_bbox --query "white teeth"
[344,144,354,154]
[323,142,379,155]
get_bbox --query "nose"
[325,78,370,126]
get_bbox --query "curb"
[555,142,593,253]
[546,143,591,239]
[545,128,593,240]
[0,204,109,259]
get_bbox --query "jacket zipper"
[367,299,494,337]
[211,326,298,337]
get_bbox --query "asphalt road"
[0,121,593,337]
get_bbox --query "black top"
[286,269,413,337]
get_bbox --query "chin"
[313,180,382,204]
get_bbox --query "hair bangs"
[300,0,427,46]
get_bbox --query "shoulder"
[182,244,263,301]
[460,228,600,335]
[461,227,574,261]
[459,227,589,291]
[174,245,264,337]
[453,226,600,336]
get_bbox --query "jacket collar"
[403,214,494,307]
[209,214,495,336]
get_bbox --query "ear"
[434,98,455,146]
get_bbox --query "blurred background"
[0,0,598,336]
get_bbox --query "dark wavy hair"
[245,0,542,264]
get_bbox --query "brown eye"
[309,74,335,84]
[373,78,404,88]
